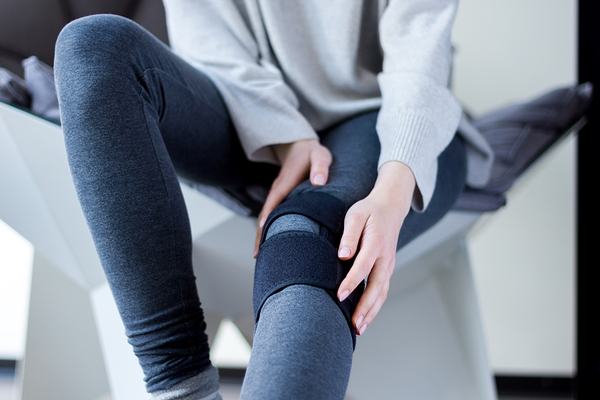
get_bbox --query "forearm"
[371,160,416,218]
[377,0,461,210]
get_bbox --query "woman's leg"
[242,111,466,399]
[54,14,276,395]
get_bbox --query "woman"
[54,0,474,398]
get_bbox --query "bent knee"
[254,193,364,347]
[264,214,320,241]
[55,15,144,76]
[261,191,349,246]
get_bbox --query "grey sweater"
[163,0,493,211]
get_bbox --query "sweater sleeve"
[377,0,462,211]
[162,0,318,164]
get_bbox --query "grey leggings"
[54,14,466,400]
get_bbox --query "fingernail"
[339,289,350,302]
[359,323,368,335]
[338,247,351,258]
[314,174,325,185]
[356,315,364,329]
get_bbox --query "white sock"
[151,365,222,400]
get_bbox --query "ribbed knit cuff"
[377,111,437,211]
[376,71,462,210]
[377,111,435,169]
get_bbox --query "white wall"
[0,219,33,360]
[452,0,577,375]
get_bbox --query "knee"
[254,192,363,347]
[264,214,320,241]
[55,15,142,82]
[56,14,141,57]
[261,191,349,244]
[54,15,148,121]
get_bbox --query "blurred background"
[0,0,579,398]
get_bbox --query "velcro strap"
[261,191,348,244]
[254,231,363,348]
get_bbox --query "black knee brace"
[253,191,364,347]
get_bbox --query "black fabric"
[254,231,362,348]
[261,191,349,242]
[255,191,362,347]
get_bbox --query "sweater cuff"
[377,112,437,212]
[376,72,462,211]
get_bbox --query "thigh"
[286,110,466,249]
[145,53,279,188]
[396,135,466,250]
[288,111,381,206]
[56,14,278,190]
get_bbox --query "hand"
[336,161,416,335]
[253,139,332,257]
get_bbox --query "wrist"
[374,161,416,198]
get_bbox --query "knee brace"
[253,191,364,347]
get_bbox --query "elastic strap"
[254,230,363,348]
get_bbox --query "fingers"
[253,174,300,257]
[337,223,383,303]
[309,145,332,186]
[339,241,395,335]
[336,206,370,302]
[253,141,332,257]
[336,199,400,335]
[352,257,394,335]
[337,207,366,262]
[254,215,264,258]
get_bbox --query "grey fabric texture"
[0,56,61,124]
[265,214,320,241]
[0,68,30,106]
[457,112,495,188]
[240,285,353,400]
[22,56,60,124]
[473,82,593,194]
[7,51,592,214]
[53,13,460,399]
[453,82,593,212]
[150,365,222,400]
[453,188,507,212]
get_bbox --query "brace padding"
[261,191,348,243]
[254,231,363,348]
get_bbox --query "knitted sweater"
[162,0,492,210]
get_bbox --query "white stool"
[0,102,495,400]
